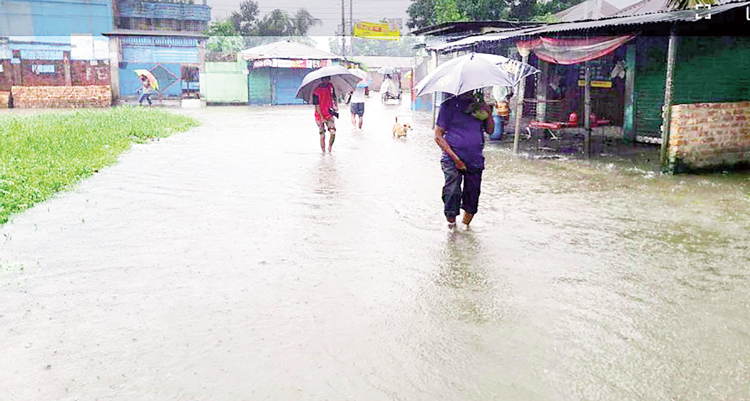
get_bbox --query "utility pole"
[341,0,346,57]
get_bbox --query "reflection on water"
[1,98,749,400]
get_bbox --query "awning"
[515,35,636,65]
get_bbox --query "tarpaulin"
[516,35,637,65]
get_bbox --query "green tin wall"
[203,60,248,104]
[634,36,750,137]
[248,68,272,105]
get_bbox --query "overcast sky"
[206,0,413,37]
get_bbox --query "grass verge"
[0,106,199,224]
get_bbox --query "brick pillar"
[63,51,72,86]
[11,50,22,86]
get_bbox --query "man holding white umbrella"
[415,53,538,228]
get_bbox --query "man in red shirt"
[311,77,338,152]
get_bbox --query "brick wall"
[0,60,12,91]
[0,91,9,108]
[11,86,111,108]
[669,101,750,172]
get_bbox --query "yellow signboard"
[578,80,613,88]
[353,20,400,41]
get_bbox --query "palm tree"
[666,0,715,10]
[291,9,322,36]
[254,9,295,36]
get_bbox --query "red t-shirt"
[312,83,335,122]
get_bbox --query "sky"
[206,0,413,37]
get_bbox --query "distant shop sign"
[251,59,331,69]
[353,20,401,41]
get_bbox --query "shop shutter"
[274,68,308,105]
[673,37,750,105]
[634,36,668,138]
[248,68,272,105]
[634,36,750,138]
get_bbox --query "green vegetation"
[0,107,199,224]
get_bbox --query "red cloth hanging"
[516,35,637,65]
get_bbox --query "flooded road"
[2,97,750,400]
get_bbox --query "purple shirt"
[436,96,485,169]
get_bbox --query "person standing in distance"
[434,91,494,229]
[311,77,338,152]
[349,84,367,129]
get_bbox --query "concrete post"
[623,43,636,141]
[536,60,548,122]
[661,28,678,170]
[198,39,206,101]
[584,61,591,157]
[108,36,120,102]
[513,48,530,154]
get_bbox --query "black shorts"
[350,102,365,116]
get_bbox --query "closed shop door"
[248,69,272,105]
[274,68,308,105]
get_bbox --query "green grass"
[0,107,199,224]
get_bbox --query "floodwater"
[1,97,750,400]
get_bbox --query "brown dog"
[392,117,412,138]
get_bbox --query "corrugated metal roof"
[241,40,342,61]
[430,0,750,52]
[351,56,413,69]
[103,30,206,38]
[555,0,621,21]
[612,0,733,16]
[410,20,537,36]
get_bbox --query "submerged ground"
[1,99,749,400]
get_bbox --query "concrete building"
[0,0,114,107]
[106,0,210,102]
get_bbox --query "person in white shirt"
[349,84,367,129]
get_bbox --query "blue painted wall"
[0,0,113,37]
[119,62,182,97]
[117,0,210,22]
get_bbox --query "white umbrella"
[415,53,539,98]
[348,68,367,80]
[348,68,372,88]
[377,66,397,75]
[296,66,362,102]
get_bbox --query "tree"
[252,8,321,36]
[435,0,466,23]
[406,0,583,27]
[456,0,504,21]
[290,9,322,36]
[328,36,422,58]
[231,0,260,36]
[406,0,437,30]
[254,9,295,36]
[204,19,245,53]
[666,0,714,10]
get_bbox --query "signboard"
[578,54,613,88]
[71,34,94,61]
[353,20,400,41]
[32,65,55,74]
[251,59,330,69]
[577,80,613,88]
[93,38,109,60]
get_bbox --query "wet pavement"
[2,97,750,400]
